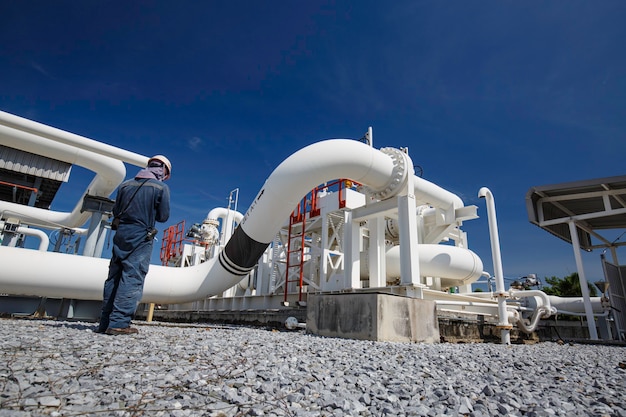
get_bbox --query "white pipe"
[0,139,470,304]
[0,110,148,167]
[17,226,49,251]
[412,176,463,210]
[0,221,50,251]
[0,245,219,302]
[207,207,244,224]
[514,308,549,333]
[0,124,126,228]
[509,289,555,317]
[548,295,603,314]
[240,139,397,244]
[478,187,510,344]
[207,207,244,241]
[365,244,483,286]
[508,290,556,334]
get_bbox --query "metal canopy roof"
[0,145,72,209]
[526,175,626,251]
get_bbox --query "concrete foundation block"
[306,292,440,343]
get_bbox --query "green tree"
[543,272,597,297]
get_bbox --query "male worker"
[96,155,171,335]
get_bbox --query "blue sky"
[1,1,625,287]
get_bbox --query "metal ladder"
[284,199,307,303]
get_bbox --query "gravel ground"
[0,318,624,417]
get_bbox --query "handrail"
[0,180,38,194]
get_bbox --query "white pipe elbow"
[510,289,555,317]
[478,187,492,200]
[206,207,244,224]
[18,226,50,251]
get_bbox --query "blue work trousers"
[99,241,152,331]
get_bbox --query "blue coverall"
[98,176,170,332]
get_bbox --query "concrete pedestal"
[306,292,440,343]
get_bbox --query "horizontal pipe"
[380,244,483,286]
[0,110,148,167]
[413,175,463,210]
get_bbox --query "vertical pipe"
[478,187,511,345]
[568,220,599,340]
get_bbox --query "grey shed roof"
[526,175,626,251]
[0,145,71,182]
[0,145,72,209]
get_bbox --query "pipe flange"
[205,219,220,227]
[362,147,408,200]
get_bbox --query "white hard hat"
[148,155,172,180]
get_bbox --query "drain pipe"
[478,187,511,345]
[511,307,549,333]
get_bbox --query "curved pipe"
[17,226,50,251]
[242,140,396,242]
[219,139,400,277]
[207,207,244,224]
[0,221,50,251]
[0,124,126,228]
[207,207,244,243]
[514,308,549,333]
[510,289,555,317]
[0,139,470,304]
